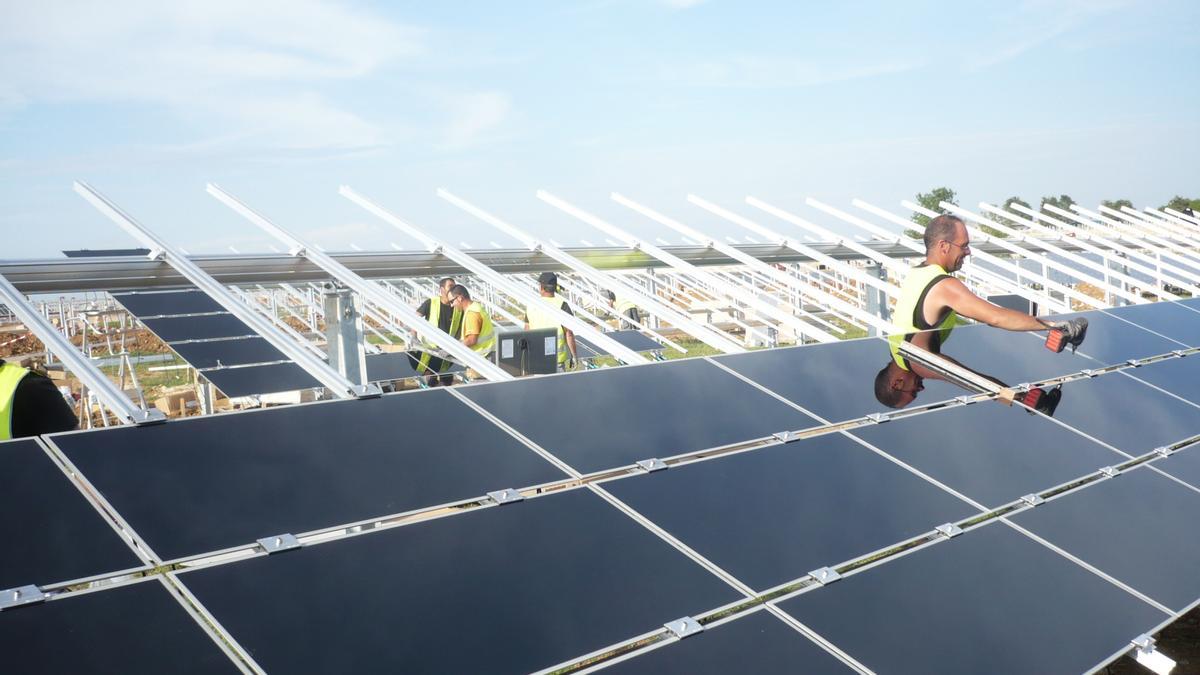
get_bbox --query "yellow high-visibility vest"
[0,361,31,440]
[525,295,570,366]
[418,296,463,374]
[463,301,495,355]
[888,263,957,370]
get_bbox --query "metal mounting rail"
[0,270,162,425]
[437,189,745,354]
[74,181,377,399]
[206,184,512,382]
[340,186,648,366]
[1073,204,1200,271]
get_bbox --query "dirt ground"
[1104,606,1199,673]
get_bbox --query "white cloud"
[963,0,1134,70]
[440,91,512,150]
[661,56,920,88]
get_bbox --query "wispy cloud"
[439,91,513,150]
[660,56,921,88]
[963,0,1134,70]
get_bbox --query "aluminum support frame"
[74,181,375,399]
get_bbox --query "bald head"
[923,215,964,253]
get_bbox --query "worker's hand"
[1043,317,1088,353]
[566,357,576,371]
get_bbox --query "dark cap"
[537,272,558,286]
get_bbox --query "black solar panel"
[177,488,743,674]
[364,351,463,382]
[604,433,977,591]
[1119,355,1200,404]
[142,314,256,342]
[169,337,288,369]
[1104,302,1200,347]
[577,330,662,357]
[1049,310,1183,365]
[48,389,567,561]
[1147,443,1200,491]
[113,289,224,317]
[460,358,819,473]
[778,521,1167,674]
[1012,465,1200,612]
[200,362,321,397]
[0,438,143,589]
[604,610,854,674]
[0,578,238,674]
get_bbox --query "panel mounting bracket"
[1079,369,1098,378]
[1099,465,1121,478]
[954,395,974,405]
[257,533,301,554]
[1131,634,1176,675]
[0,585,46,611]
[1155,446,1174,458]
[663,616,704,639]
[487,488,524,505]
[865,413,887,424]
[636,458,668,473]
[935,523,964,538]
[808,567,842,586]
[1125,358,1142,367]
[1173,349,1188,358]
[772,430,801,443]
[1020,494,1045,507]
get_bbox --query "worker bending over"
[523,272,578,370]
[0,358,77,439]
[410,276,461,385]
[875,214,1087,408]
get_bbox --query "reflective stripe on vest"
[614,298,637,316]
[463,301,495,355]
[888,263,957,371]
[419,296,463,374]
[0,362,31,441]
[525,295,569,365]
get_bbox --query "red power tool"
[1044,317,1088,354]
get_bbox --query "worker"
[0,358,77,439]
[523,272,578,370]
[613,294,640,329]
[410,277,461,385]
[447,285,495,360]
[874,214,1087,408]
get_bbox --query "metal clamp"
[808,567,842,586]
[1021,494,1045,507]
[663,616,704,639]
[935,523,964,538]
[1099,466,1121,478]
[865,413,887,424]
[487,488,524,505]
[954,395,974,405]
[0,585,46,611]
[772,430,801,443]
[1155,446,1174,459]
[1173,349,1189,358]
[257,533,301,554]
[1079,369,1098,378]
[1131,634,1176,675]
[636,458,668,473]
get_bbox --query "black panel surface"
[179,488,742,675]
[460,358,819,473]
[113,289,223,317]
[1050,310,1182,365]
[1037,372,1200,456]
[201,362,321,397]
[142,313,255,342]
[51,389,566,560]
[779,522,1166,675]
[364,352,463,382]
[1105,302,1200,347]
[1012,466,1200,611]
[605,434,976,590]
[1,438,142,588]
[606,610,852,674]
[169,337,288,369]
[577,330,662,357]
[1119,354,1200,405]
[0,579,237,674]
[851,402,1126,507]
[1150,443,1200,491]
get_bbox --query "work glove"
[1043,317,1088,353]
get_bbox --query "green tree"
[1102,199,1133,211]
[1163,196,1200,213]
[906,186,957,239]
[1039,194,1075,230]
[981,196,1029,238]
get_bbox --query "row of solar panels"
[5,298,1200,672]
[112,289,663,397]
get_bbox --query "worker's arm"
[462,332,478,347]
[931,278,1047,331]
[461,311,482,347]
[564,327,577,360]
[416,298,431,319]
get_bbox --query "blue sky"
[1,0,1197,259]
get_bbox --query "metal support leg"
[322,284,368,387]
[865,263,890,336]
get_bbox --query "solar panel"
[0,578,238,674]
[1119,354,1200,404]
[112,290,223,317]
[176,488,743,674]
[849,401,1129,508]
[1049,310,1183,365]
[603,610,854,674]
[168,336,289,369]
[459,358,819,474]
[1146,443,1200,491]
[778,520,1167,674]
[141,314,256,342]
[1104,302,1200,347]
[603,432,977,591]
[0,438,143,589]
[364,351,463,382]
[577,330,662,357]
[199,361,321,397]
[47,389,567,561]
[1033,372,1200,456]
[1011,465,1200,612]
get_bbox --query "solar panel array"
[6,299,1200,673]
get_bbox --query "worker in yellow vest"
[875,214,1087,408]
[0,358,77,440]
[523,272,578,370]
[410,276,462,385]
[447,285,495,360]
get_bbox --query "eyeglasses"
[942,239,970,252]
[449,295,463,304]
